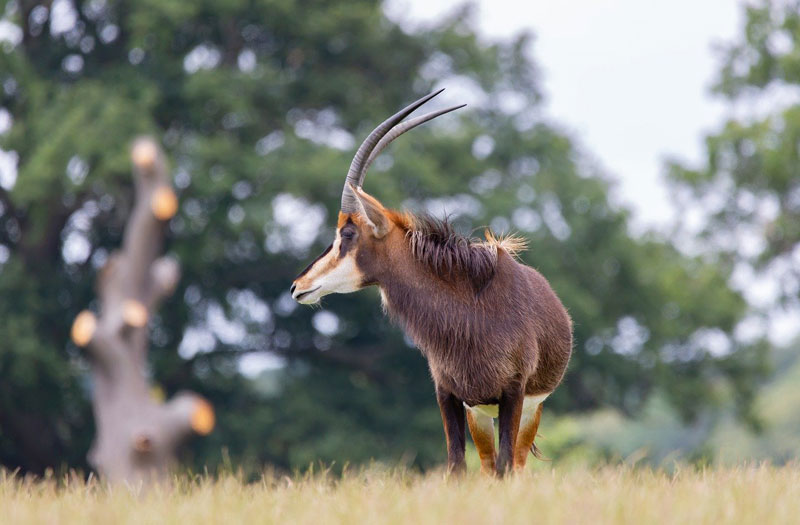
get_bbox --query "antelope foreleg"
[436,385,466,475]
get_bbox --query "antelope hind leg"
[466,407,496,476]
[514,402,543,471]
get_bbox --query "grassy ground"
[2,464,799,524]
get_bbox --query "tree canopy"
[669,0,800,308]
[0,0,767,474]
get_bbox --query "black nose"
[290,283,296,295]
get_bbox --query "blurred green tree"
[0,0,764,474]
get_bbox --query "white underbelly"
[465,393,550,419]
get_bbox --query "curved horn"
[358,104,466,186]
[341,89,445,213]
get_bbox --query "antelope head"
[291,89,464,304]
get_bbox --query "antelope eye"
[341,229,355,240]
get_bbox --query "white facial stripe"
[312,247,361,294]
[293,233,364,304]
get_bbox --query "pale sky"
[386,0,742,231]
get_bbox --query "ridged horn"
[357,104,466,187]
[341,89,446,212]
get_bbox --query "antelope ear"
[349,184,390,238]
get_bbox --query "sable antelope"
[291,90,572,475]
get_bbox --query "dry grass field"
[2,464,800,524]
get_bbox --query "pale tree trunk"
[70,138,214,484]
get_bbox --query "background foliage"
[0,0,791,475]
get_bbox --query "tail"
[530,436,550,462]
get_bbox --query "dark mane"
[405,214,498,291]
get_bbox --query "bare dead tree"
[70,137,214,484]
